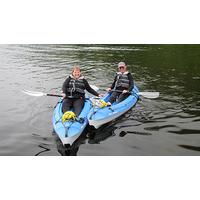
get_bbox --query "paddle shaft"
[110,89,159,99]
[46,94,63,97]
[47,94,99,99]
[111,89,132,94]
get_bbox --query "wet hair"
[71,66,81,74]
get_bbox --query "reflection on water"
[178,145,200,152]
[54,124,117,156]
[55,137,80,156]
[87,124,117,144]
[35,144,50,156]
[0,44,200,155]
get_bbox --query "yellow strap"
[99,100,108,108]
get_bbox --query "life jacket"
[67,75,85,96]
[114,71,130,89]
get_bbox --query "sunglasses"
[119,66,125,69]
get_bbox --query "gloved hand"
[106,88,112,92]
[61,92,66,98]
[122,90,128,94]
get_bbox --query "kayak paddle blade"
[21,89,47,97]
[90,85,99,91]
[137,92,160,99]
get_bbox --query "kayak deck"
[88,85,139,129]
[52,99,92,145]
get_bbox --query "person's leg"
[109,92,119,104]
[117,93,130,103]
[62,98,72,113]
[73,98,84,116]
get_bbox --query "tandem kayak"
[87,85,139,129]
[52,98,92,146]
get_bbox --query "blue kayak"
[88,85,139,129]
[52,98,92,146]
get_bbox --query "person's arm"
[62,77,70,94]
[128,73,134,91]
[84,79,99,96]
[110,75,117,89]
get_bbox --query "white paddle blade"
[21,89,46,97]
[138,92,160,99]
[90,85,99,91]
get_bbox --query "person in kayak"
[106,62,134,106]
[62,66,101,116]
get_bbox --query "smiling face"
[118,65,126,73]
[72,68,81,79]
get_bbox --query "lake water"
[0,44,199,155]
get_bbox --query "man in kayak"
[62,66,101,116]
[106,62,134,106]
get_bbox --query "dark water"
[0,44,199,155]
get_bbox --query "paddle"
[21,89,63,97]
[110,89,160,99]
[137,92,159,99]
[21,85,99,98]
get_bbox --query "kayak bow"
[52,98,92,146]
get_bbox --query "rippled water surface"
[0,44,199,155]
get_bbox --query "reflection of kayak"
[88,85,139,129]
[52,98,92,146]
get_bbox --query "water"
[0,44,199,155]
